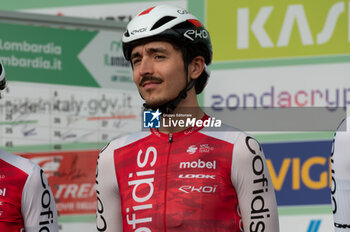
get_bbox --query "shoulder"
[200,123,260,149]
[218,128,264,172]
[332,116,350,176]
[101,131,152,154]
[98,131,152,166]
[333,116,350,155]
[0,150,38,176]
[335,116,350,137]
[198,120,262,152]
[199,123,247,145]
[0,150,46,199]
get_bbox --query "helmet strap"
[143,78,195,114]
[143,46,197,114]
[143,58,196,114]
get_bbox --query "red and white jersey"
[0,150,58,232]
[96,116,279,232]
[331,116,350,231]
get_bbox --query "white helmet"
[122,5,212,65]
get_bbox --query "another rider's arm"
[21,164,59,232]
[96,143,123,232]
[231,133,280,232]
[331,116,350,231]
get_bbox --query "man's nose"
[139,57,154,76]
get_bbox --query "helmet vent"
[151,16,176,31]
[172,21,194,30]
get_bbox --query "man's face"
[131,41,186,107]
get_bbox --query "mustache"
[139,76,163,86]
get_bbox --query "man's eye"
[132,58,141,65]
[155,55,165,60]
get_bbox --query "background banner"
[0,23,135,90]
[207,0,349,61]
[0,0,348,231]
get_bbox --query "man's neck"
[147,88,204,133]
[159,107,204,133]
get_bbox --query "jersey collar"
[150,114,209,140]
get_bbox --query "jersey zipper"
[163,132,173,231]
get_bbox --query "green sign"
[0,23,99,86]
[0,22,134,88]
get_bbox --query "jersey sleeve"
[21,163,59,232]
[96,142,123,232]
[331,116,350,231]
[231,132,279,231]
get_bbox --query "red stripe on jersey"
[138,6,156,16]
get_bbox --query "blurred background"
[0,0,349,231]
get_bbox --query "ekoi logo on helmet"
[184,29,209,41]
[130,27,147,35]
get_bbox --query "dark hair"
[181,43,209,94]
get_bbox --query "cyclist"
[0,61,59,231]
[96,5,279,231]
[331,116,350,231]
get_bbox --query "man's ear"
[188,56,205,80]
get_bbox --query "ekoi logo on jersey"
[179,185,217,194]
[126,146,157,231]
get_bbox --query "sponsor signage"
[21,150,100,215]
[0,22,96,86]
[179,159,217,169]
[39,168,56,229]
[124,146,157,231]
[205,64,350,110]
[0,22,134,89]
[207,0,350,61]
[262,140,333,206]
[279,215,333,232]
